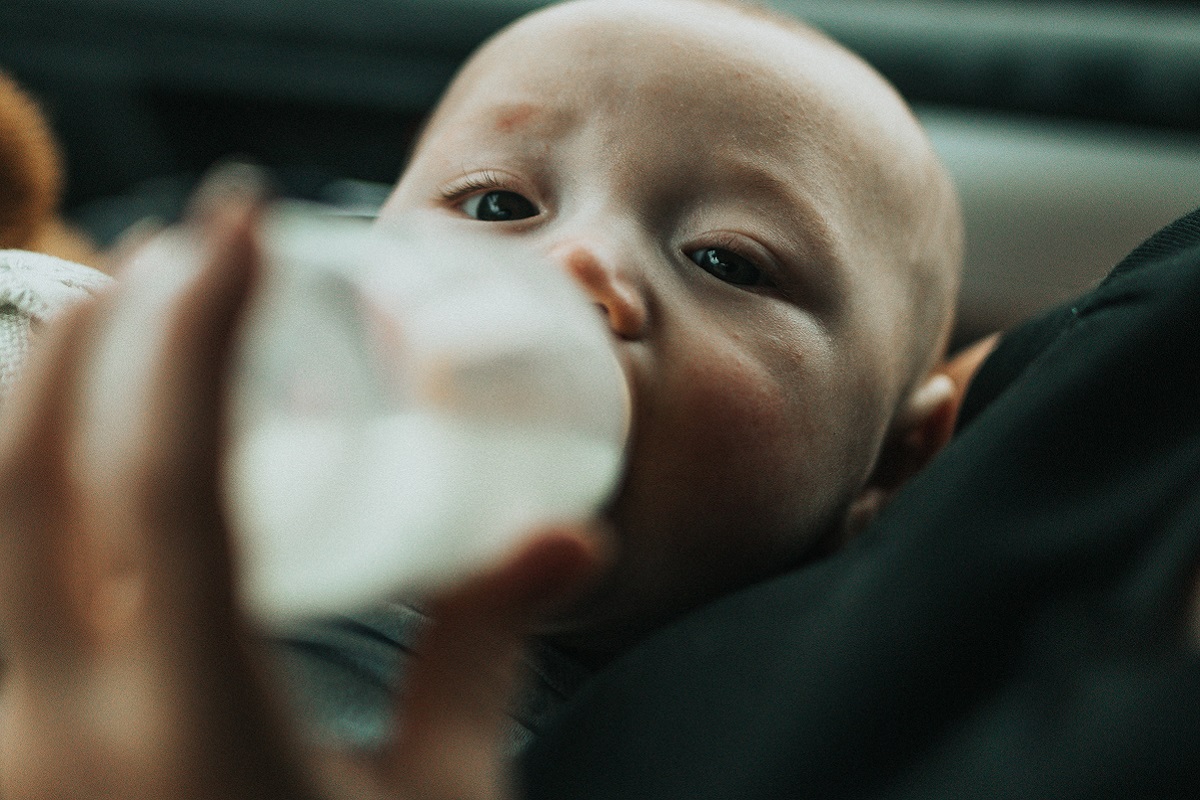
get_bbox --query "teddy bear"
[0,71,101,264]
[0,70,110,406]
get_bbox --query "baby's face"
[381,0,951,653]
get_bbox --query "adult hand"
[0,191,600,800]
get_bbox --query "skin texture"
[381,0,963,655]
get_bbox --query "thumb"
[385,527,603,800]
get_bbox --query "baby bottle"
[223,204,630,626]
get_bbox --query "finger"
[100,216,165,274]
[0,292,107,673]
[70,196,264,643]
[56,195,309,783]
[386,527,604,800]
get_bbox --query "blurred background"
[1,0,1198,344]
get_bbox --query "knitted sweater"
[0,249,111,407]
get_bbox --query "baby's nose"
[549,241,647,339]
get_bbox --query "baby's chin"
[533,551,732,664]
[536,606,656,667]
[534,565,672,663]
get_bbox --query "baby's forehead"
[437,8,863,148]
[418,3,934,245]
[398,2,960,402]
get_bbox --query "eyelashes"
[438,170,512,204]
[439,171,541,221]
[689,247,773,288]
[462,190,539,221]
[685,230,779,291]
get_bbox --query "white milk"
[224,205,629,626]
[228,411,622,622]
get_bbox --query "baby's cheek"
[657,352,808,515]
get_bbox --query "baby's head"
[380,0,962,656]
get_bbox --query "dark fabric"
[954,300,1075,434]
[521,207,1200,799]
[959,205,1200,431]
[275,605,424,748]
[275,603,591,752]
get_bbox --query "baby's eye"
[690,247,769,287]
[460,190,538,221]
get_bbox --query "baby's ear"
[842,335,1000,539]
[875,371,959,492]
[840,370,959,540]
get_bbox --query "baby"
[274,0,966,748]
[375,0,963,661]
[0,0,965,793]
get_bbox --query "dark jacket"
[522,209,1200,799]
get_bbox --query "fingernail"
[187,161,275,223]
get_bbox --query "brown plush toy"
[0,71,100,266]
[0,70,111,406]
